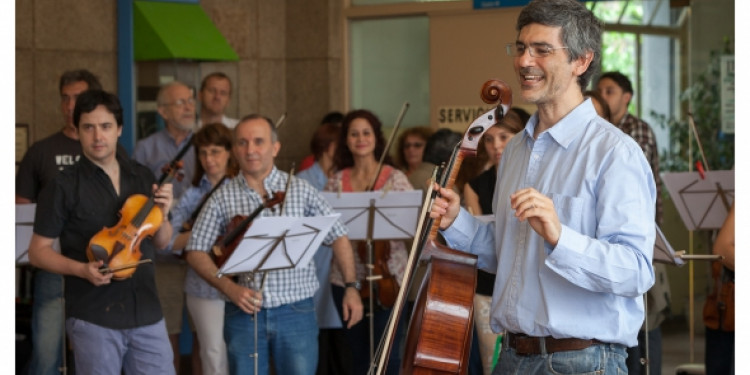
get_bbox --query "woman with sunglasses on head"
[395,126,434,191]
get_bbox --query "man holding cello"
[185,114,363,375]
[430,0,656,373]
[28,89,176,374]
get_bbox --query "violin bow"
[279,163,295,215]
[158,134,194,185]
[365,102,410,192]
[275,112,287,129]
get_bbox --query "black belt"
[505,332,605,356]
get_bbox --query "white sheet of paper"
[217,214,340,277]
[16,204,61,264]
[320,190,422,240]
[662,170,734,231]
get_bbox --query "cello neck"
[427,146,466,241]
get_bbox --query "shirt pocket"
[550,193,585,231]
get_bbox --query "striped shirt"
[187,166,348,308]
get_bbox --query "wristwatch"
[344,281,362,291]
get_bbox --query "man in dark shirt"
[15,69,101,375]
[28,90,176,374]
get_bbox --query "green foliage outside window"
[651,38,735,172]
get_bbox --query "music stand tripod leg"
[250,272,268,375]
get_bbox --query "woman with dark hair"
[170,122,238,375]
[395,126,434,172]
[325,109,413,375]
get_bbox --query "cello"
[369,79,512,375]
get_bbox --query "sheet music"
[662,170,734,231]
[217,214,340,277]
[320,191,422,240]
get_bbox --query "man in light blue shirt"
[430,0,656,373]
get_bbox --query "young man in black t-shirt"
[28,90,176,374]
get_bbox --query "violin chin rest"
[89,244,110,263]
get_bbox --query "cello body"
[402,240,477,374]
[369,79,511,375]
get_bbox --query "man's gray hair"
[236,114,278,143]
[517,0,602,89]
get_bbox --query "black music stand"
[661,170,733,373]
[321,190,422,362]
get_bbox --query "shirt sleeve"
[546,141,656,298]
[441,208,498,273]
[16,144,41,201]
[186,193,227,253]
[33,175,68,239]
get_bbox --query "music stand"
[321,190,422,361]
[661,170,733,371]
[215,214,340,375]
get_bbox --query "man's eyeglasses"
[165,98,196,108]
[506,43,568,58]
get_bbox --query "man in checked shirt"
[185,114,363,375]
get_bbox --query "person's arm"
[28,234,113,286]
[331,235,364,328]
[538,144,656,297]
[713,203,735,271]
[185,250,262,314]
[463,183,482,216]
[16,195,31,204]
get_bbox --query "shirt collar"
[522,99,598,149]
[236,165,283,196]
[78,152,138,178]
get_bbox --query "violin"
[86,140,192,280]
[369,79,512,374]
[211,192,286,268]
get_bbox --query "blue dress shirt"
[442,99,656,347]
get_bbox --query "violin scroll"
[480,79,512,106]
[480,79,513,121]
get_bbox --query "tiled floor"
[661,318,706,375]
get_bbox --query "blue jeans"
[30,270,64,375]
[66,317,174,375]
[225,298,318,375]
[493,341,628,374]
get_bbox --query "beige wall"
[15,0,117,142]
[16,0,343,172]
